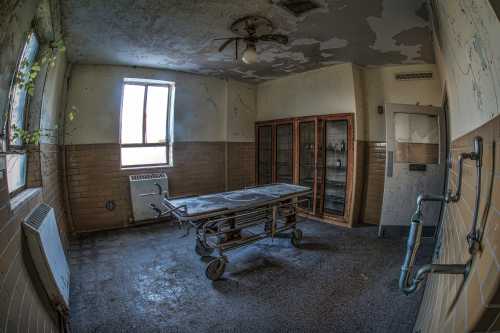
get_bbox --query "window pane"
[121,84,145,144]
[394,112,439,164]
[146,86,169,143]
[9,32,39,146]
[6,154,27,194]
[121,146,167,166]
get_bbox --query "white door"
[379,104,446,235]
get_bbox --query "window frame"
[5,30,40,197]
[119,79,175,168]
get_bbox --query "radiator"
[23,204,70,310]
[129,173,169,222]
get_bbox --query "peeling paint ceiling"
[61,0,434,82]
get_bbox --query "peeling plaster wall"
[257,63,357,121]
[352,65,367,142]
[227,79,257,142]
[256,62,442,143]
[39,53,67,144]
[64,64,233,144]
[362,64,443,142]
[433,0,500,140]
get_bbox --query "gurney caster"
[291,229,303,248]
[206,258,226,281]
[195,239,214,257]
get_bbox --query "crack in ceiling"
[61,0,434,82]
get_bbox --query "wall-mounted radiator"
[129,173,169,222]
[23,204,70,310]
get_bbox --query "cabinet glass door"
[257,125,273,184]
[276,123,293,183]
[299,121,315,211]
[324,120,348,216]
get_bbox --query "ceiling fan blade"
[213,37,236,41]
[258,34,289,45]
[218,38,239,52]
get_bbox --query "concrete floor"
[69,219,433,333]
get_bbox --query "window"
[120,79,175,167]
[394,112,439,164]
[6,31,39,195]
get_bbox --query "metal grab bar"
[399,204,469,295]
[467,137,483,254]
[446,137,482,204]
[399,137,482,295]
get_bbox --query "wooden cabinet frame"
[256,113,356,227]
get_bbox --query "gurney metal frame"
[160,186,311,280]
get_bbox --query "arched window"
[6,31,39,195]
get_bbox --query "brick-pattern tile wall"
[26,145,42,188]
[40,144,69,245]
[65,142,226,233]
[227,142,255,191]
[0,162,59,332]
[24,144,69,246]
[360,142,386,225]
[414,116,500,332]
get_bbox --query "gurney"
[154,183,311,280]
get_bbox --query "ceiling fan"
[215,15,289,64]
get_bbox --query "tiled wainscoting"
[65,142,233,232]
[63,140,388,232]
[0,171,59,332]
[26,144,69,245]
[361,142,386,225]
[227,142,255,191]
[415,116,500,332]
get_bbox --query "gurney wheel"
[291,229,303,248]
[206,258,226,281]
[195,239,214,257]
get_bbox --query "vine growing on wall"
[2,37,78,183]
[7,38,75,148]
[16,39,66,97]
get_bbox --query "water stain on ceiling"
[61,0,434,82]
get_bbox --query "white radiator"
[23,204,70,310]
[129,173,169,222]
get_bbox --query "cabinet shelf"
[325,165,346,171]
[326,148,346,153]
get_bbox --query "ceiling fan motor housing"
[216,15,289,64]
[230,16,275,36]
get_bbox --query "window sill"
[120,164,173,171]
[10,187,42,213]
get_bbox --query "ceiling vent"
[278,0,321,16]
[395,71,433,81]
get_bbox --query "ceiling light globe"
[242,45,257,64]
